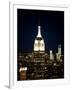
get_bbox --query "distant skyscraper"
[50,50,54,60]
[56,44,61,61]
[58,44,61,55]
[34,26,45,52]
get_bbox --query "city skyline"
[17,9,64,54]
[17,9,64,80]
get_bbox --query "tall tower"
[50,50,54,60]
[58,44,61,55]
[34,26,45,52]
[56,44,62,61]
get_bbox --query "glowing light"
[37,26,42,38]
[50,50,54,60]
[19,67,27,72]
[34,26,45,51]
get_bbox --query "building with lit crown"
[34,26,45,52]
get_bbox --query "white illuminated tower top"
[37,26,42,38]
[34,26,45,52]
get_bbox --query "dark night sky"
[17,9,64,54]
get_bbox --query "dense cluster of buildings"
[17,26,64,80]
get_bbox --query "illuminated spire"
[34,26,45,52]
[37,26,42,38]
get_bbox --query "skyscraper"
[50,50,54,60]
[56,44,62,61]
[58,44,61,55]
[34,26,45,52]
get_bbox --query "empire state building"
[34,26,45,52]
